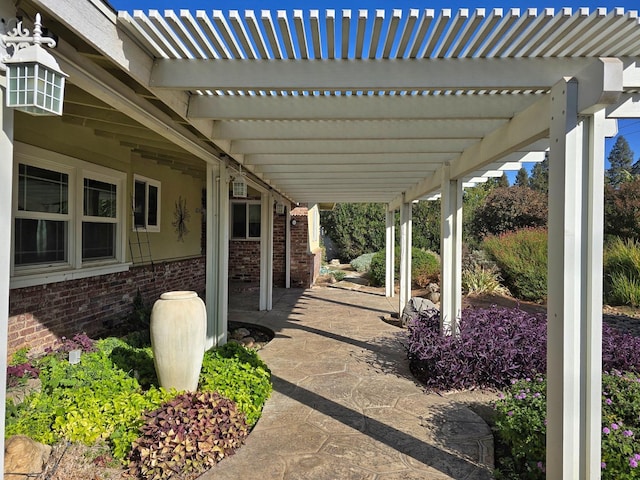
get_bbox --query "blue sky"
[108,1,640,179]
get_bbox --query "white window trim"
[11,142,128,287]
[231,200,261,240]
[133,174,161,233]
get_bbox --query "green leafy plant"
[331,270,346,281]
[370,247,440,288]
[483,228,548,302]
[604,237,640,307]
[199,342,272,426]
[127,391,249,480]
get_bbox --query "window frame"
[11,142,127,286]
[133,174,161,232]
[230,200,261,240]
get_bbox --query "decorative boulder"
[4,435,52,480]
[401,297,438,328]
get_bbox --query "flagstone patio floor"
[198,286,494,480]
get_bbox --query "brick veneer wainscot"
[8,257,205,357]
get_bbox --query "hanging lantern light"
[1,13,67,116]
[232,166,248,198]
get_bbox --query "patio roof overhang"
[19,1,640,207]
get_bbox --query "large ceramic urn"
[150,291,206,391]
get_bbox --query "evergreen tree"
[497,173,509,188]
[529,156,549,193]
[515,167,529,187]
[606,136,634,187]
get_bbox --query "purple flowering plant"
[494,372,640,480]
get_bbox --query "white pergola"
[1,1,640,478]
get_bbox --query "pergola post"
[216,165,230,346]
[385,206,395,298]
[440,166,463,334]
[259,191,274,311]
[547,78,605,479]
[399,199,412,315]
[0,81,15,477]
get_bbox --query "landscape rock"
[230,328,251,340]
[401,296,438,328]
[4,435,52,480]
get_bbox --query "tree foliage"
[515,167,529,187]
[607,136,634,187]
[605,178,640,240]
[469,186,547,238]
[529,156,549,193]
[320,203,386,261]
[412,200,441,253]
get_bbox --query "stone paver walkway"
[199,286,494,480]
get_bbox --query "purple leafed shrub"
[127,391,249,479]
[407,307,640,392]
[407,307,547,391]
[47,333,96,354]
[602,324,640,373]
[6,363,40,388]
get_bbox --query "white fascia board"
[188,93,541,120]
[150,57,594,90]
[623,60,640,88]
[212,118,505,140]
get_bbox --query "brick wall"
[228,240,261,283]
[228,209,295,288]
[290,211,315,287]
[8,256,205,357]
[273,211,286,287]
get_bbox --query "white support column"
[399,199,412,315]
[547,78,604,479]
[385,206,395,298]
[205,162,218,350]
[285,205,291,289]
[259,192,274,311]
[216,165,229,346]
[1,80,15,478]
[440,166,463,334]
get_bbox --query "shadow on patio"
[200,286,494,480]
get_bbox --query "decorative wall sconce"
[1,13,67,116]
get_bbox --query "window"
[133,175,161,232]
[231,201,261,239]
[12,143,126,281]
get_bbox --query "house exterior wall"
[8,256,205,357]
[8,113,206,357]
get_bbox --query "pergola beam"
[212,119,504,140]
[150,57,595,90]
[188,93,541,120]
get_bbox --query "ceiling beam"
[243,152,456,165]
[230,138,478,155]
[188,93,541,120]
[150,57,595,90]
[212,119,505,140]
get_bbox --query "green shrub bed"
[605,237,640,307]
[370,247,440,287]
[6,333,272,478]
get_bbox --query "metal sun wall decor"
[172,196,190,242]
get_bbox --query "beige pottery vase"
[150,291,206,391]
